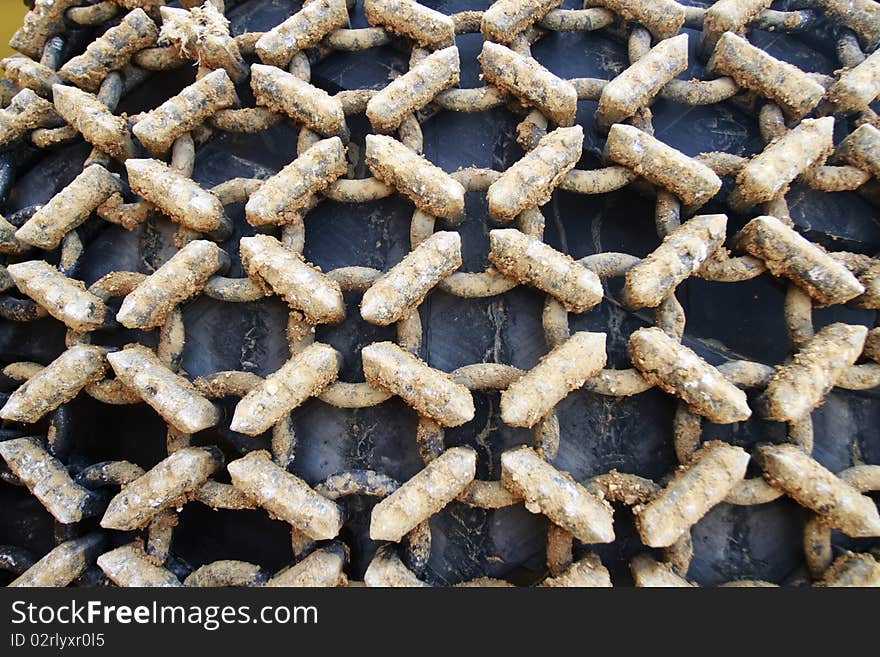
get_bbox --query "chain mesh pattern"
[0,0,879,587]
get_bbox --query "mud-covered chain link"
[0,0,878,587]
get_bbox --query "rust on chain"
[132,69,236,155]
[0,0,878,588]
[634,441,750,548]
[52,83,134,160]
[11,1,81,60]
[266,544,347,587]
[240,234,345,323]
[630,553,693,587]
[230,343,340,436]
[629,327,752,424]
[360,231,462,326]
[106,345,221,434]
[364,0,455,49]
[762,323,869,422]
[501,446,615,544]
[370,447,476,542]
[97,543,181,588]
[760,444,880,538]
[126,159,228,234]
[707,31,825,118]
[0,438,96,524]
[362,341,475,427]
[623,214,728,309]
[16,164,120,250]
[251,63,347,138]
[604,124,722,207]
[728,118,835,211]
[735,215,865,305]
[101,447,223,531]
[116,240,229,328]
[1,346,107,424]
[500,331,606,428]
[481,0,561,44]
[245,137,347,226]
[597,34,689,129]
[227,450,343,541]
[602,0,684,41]
[256,0,350,68]
[1,56,61,98]
[479,41,577,126]
[697,0,773,55]
[365,134,465,220]
[540,554,612,587]
[837,123,880,178]
[817,553,880,587]
[9,533,105,588]
[59,8,158,92]
[7,260,109,331]
[0,89,62,148]
[487,126,583,221]
[367,47,459,133]
[488,228,603,312]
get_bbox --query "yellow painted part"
[0,3,29,58]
